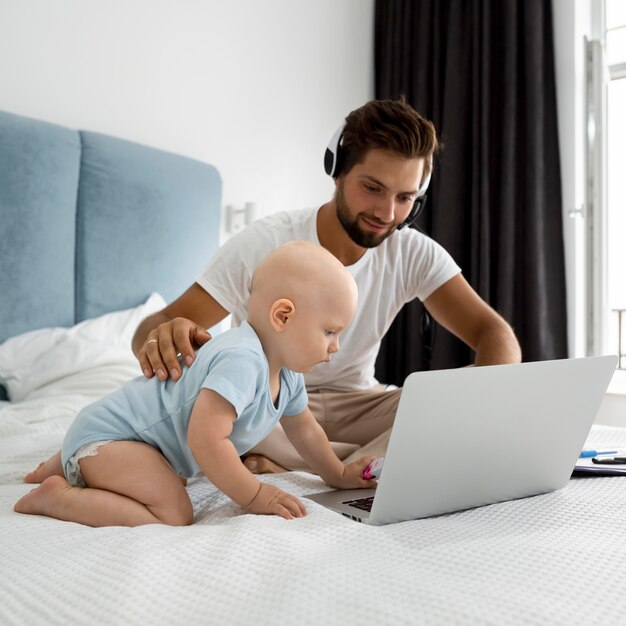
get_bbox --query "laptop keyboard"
[342,496,375,512]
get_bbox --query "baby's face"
[283,296,356,373]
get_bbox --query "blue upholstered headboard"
[0,110,222,396]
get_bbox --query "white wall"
[0,0,374,224]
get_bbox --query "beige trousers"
[248,386,403,472]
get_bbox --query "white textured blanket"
[2,382,626,625]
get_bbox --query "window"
[585,1,626,380]
[605,0,626,370]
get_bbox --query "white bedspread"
[2,370,626,625]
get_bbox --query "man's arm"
[187,389,306,519]
[281,408,376,489]
[423,274,522,365]
[133,283,229,381]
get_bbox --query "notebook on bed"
[305,356,617,525]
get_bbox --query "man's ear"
[269,299,295,332]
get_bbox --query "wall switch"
[224,202,257,234]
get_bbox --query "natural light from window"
[606,0,626,369]
[607,78,626,367]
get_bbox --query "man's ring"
[146,339,159,345]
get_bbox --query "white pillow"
[0,293,166,402]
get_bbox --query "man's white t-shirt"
[196,207,461,392]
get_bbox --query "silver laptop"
[305,356,617,525]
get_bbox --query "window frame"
[588,0,626,391]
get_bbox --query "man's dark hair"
[337,98,438,183]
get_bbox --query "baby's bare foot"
[243,454,288,474]
[14,475,71,516]
[24,451,63,484]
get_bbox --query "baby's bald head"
[250,241,355,308]
[247,242,357,371]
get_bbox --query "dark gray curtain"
[374,0,568,386]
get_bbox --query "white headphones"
[324,121,432,229]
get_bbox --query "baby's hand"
[328,456,378,489]
[245,483,307,520]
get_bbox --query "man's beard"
[335,184,396,248]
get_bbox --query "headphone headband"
[323,121,432,198]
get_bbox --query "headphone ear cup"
[417,158,432,196]
[397,195,427,230]
[324,122,347,178]
[398,157,433,229]
[324,147,336,177]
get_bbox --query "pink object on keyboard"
[362,457,384,480]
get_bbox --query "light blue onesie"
[61,321,308,484]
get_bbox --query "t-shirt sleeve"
[200,350,264,418]
[403,230,462,302]
[195,219,283,317]
[282,372,308,416]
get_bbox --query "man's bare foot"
[24,451,64,484]
[243,454,288,474]
[14,475,72,516]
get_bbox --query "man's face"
[335,149,426,248]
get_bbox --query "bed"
[2,110,626,626]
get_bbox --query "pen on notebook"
[591,457,626,465]
[579,449,622,458]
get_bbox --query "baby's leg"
[24,449,187,487]
[24,450,63,484]
[14,441,192,527]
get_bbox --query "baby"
[15,241,376,525]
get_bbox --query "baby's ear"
[269,299,296,331]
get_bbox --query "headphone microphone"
[324,121,432,230]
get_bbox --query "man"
[132,98,521,473]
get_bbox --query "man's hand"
[132,284,229,381]
[139,317,212,381]
[245,483,307,520]
[325,456,379,490]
